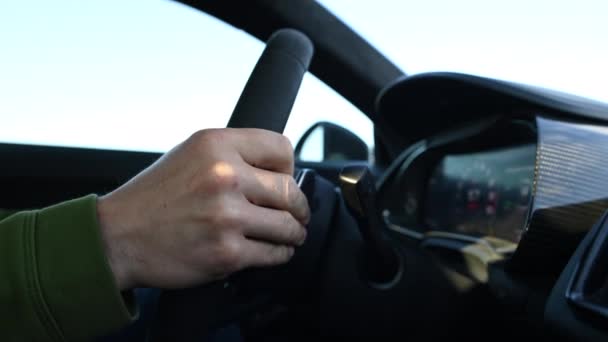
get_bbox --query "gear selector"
[339,165,402,286]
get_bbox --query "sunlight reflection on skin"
[213,161,236,179]
[212,161,238,191]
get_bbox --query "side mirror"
[295,121,369,162]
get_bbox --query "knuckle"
[211,164,239,191]
[189,129,214,146]
[190,129,227,153]
[278,134,294,156]
[216,236,242,271]
[298,226,308,244]
[211,199,241,228]
[292,226,307,246]
[283,212,305,243]
[271,246,293,264]
[188,129,206,143]
[284,176,299,206]
[258,130,293,164]
[281,210,295,228]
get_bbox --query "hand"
[96,128,310,291]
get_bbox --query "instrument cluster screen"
[424,144,537,242]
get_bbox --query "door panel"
[0,143,160,209]
[0,144,354,210]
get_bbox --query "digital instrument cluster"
[424,144,537,242]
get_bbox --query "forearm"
[0,195,136,341]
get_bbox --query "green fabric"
[0,209,16,221]
[0,195,136,341]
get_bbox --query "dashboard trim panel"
[509,116,608,276]
[381,113,608,279]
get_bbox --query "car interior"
[2,1,608,341]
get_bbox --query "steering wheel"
[149,29,330,341]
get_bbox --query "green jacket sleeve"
[0,209,16,221]
[0,195,137,341]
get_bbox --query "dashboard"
[351,72,608,341]
[379,113,608,279]
[379,118,537,245]
[425,144,536,243]
[371,107,608,339]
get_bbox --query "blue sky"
[1,0,606,152]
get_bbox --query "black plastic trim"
[567,211,608,321]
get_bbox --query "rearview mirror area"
[295,121,369,162]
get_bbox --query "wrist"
[97,194,136,291]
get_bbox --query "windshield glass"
[0,0,373,152]
[320,0,608,102]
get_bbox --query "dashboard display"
[425,144,537,242]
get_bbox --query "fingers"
[240,239,295,268]
[241,166,310,224]
[240,204,307,246]
[227,128,295,175]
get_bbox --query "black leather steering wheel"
[149,29,327,341]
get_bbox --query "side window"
[0,0,373,156]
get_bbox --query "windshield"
[2,1,606,153]
[0,0,373,152]
[320,0,608,102]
